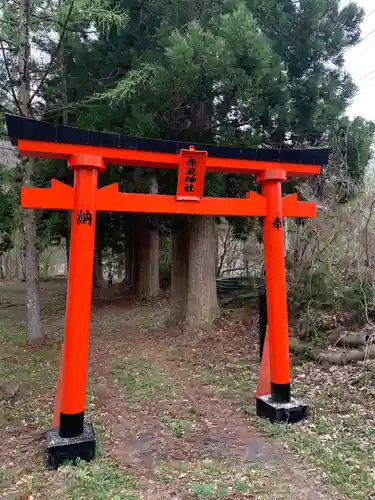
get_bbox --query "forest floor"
[0,280,375,500]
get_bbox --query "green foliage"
[190,482,216,497]
[3,0,374,252]
[109,350,176,403]
[73,0,371,246]
[235,478,250,492]
[65,459,138,499]
[161,416,191,437]
[326,117,375,203]
[0,167,17,254]
[0,467,12,488]
[288,264,375,330]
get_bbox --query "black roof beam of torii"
[5,114,330,167]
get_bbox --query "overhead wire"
[358,68,375,82]
[345,7,375,56]
[348,16,375,82]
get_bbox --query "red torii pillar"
[41,155,104,468]
[19,145,318,467]
[59,155,104,438]
[257,170,296,419]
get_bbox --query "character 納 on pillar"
[46,155,105,468]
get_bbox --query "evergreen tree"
[28,0,374,326]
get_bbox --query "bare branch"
[0,36,17,48]
[0,39,23,115]
[28,0,75,106]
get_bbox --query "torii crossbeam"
[5,114,329,469]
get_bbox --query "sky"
[344,0,375,121]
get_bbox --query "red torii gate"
[5,114,328,469]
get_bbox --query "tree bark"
[65,235,69,273]
[21,244,26,282]
[14,236,21,280]
[125,236,134,287]
[134,174,160,299]
[0,255,4,280]
[4,253,11,280]
[17,0,44,342]
[168,219,190,324]
[148,174,160,298]
[185,216,219,327]
[23,160,43,342]
[135,216,160,298]
[93,246,104,288]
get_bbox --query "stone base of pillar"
[46,421,96,470]
[256,395,308,424]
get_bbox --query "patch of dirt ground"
[2,281,371,499]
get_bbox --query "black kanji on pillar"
[272,216,283,229]
[77,210,93,226]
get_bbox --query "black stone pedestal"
[46,421,96,469]
[256,395,308,424]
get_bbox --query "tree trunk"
[14,238,21,280]
[168,219,190,324]
[185,216,219,327]
[148,174,160,298]
[134,174,160,299]
[21,245,26,282]
[135,216,160,298]
[117,254,122,280]
[0,255,4,280]
[18,0,44,342]
[125,237,134,287]
[93,246,104,288]
[23,166,44,343]
[123,220,137,289]
[4,253,11,280]
[130,238,137,289]
[65,236,69,273]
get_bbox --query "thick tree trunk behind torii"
[169,216,219,328]
[135,216,160,298]
[134,174,160,299]
[174,100,218,327]
[186,216,219,327]
[169,220,190,324]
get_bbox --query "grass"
[261,409,375,499]
[199,354,375,500]
[198,360,258,398]
[190,482,228,497]
[0,320,61,432]
[155,459,296,499]
[109,349,177,405]
[161,415,191,437]
[64,459,139,499]
[0,318,139,500]
[0,467,12,490]
[7,458,139,499]
[2,281,374,499]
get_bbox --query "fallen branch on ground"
[289,338,375,365]
[329,331,370,348]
